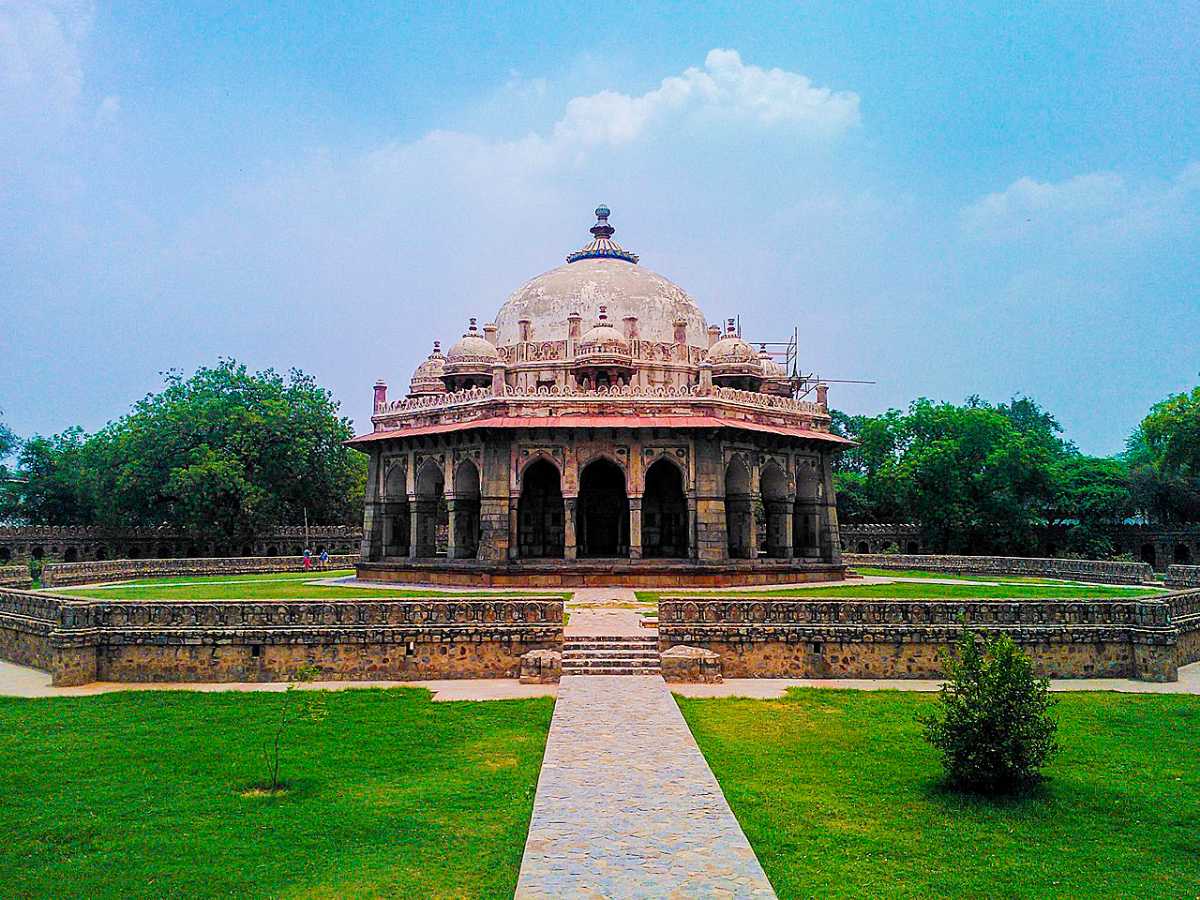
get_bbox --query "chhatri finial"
[567,204,639,265]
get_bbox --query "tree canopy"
[4,361,366,539]
[1123,385,1200,524]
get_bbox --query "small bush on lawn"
[921,629,1059,794]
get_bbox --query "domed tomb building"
[351,207,852,586]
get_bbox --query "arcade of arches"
[360,431,841,565]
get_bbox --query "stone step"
[562,648,660,658]
[563,658,662,670]
[563,639,658,648]
[562,666,663,676]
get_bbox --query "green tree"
[1125,385,1200,523]
[8,360,366,537]
[921,628,1059,795]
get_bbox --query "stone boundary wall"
[844,553,1155,585]
[0,525,361,564]
[0,588,564,686]
[1166,565,1200,589]
[0,565,32,589]
[657,593,1191,682]
[41,555,359,587]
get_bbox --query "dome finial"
[567,204,639,264]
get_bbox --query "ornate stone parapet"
[1166,565,1200,588]
[658,595,1186,682]
[0,565,31,589]
[0,588,565,685]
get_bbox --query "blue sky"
[2,1,1198,455]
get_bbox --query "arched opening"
[30,546,44,561]
[63,547,78,563]
[95,546,108,561]
[451,460,481,559]
[579,458,629,558]
[266,545,278,557]
[127,546,140,559]
[856,541,869,554]
[382,463,410,558]
[157,545,172,559]
[1175,544,1192,565]
[0,547,10,563]
[724,457,753,559]
[760,462,790,558]
[906,541,919,555]
[413,459,447,557]
[518,459,564,558]
[1140,543,1157,569]
[241,545,252,557]
[290,545,302,557]
[793,460,823,559]
[642,459,688,558]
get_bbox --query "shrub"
[921,629,1059,794]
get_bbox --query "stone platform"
[357,557,846,588]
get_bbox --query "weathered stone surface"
[1167,565,1200,588]
[0,565,31,589]
[658,593,1200,683]
[515,675,775,898]
[660,644,723,683]
[519,649,562,683]
[844,553,1155,585]
[0,588,563,686]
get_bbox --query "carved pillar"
[360,451,385,561]
[629,497,643,559]
[687,498,698,559]
[508,498,520,560]
[444,497,459,560]
[564,496,578,560]
[747,491,761,560]
[782,499,794,559]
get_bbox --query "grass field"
[0,688,552,898]
[50,571,569,601]
[677,689,1200,898]
[636,579,1159,604]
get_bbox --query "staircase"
[562,635,661,676]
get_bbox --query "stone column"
[408,500,420,559]
[444,497,459,560]
[747,491,761,560]
[687,498,698,559]
[781,500,794,559]
[360,451,384,561]
[564,497,578,560]
[508,498,520,560]
[629,497,643,559]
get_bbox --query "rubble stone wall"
[0,565,32,589]
[844,553,1155,585]
[0,588,563,686]
[1166,565,1200,589]
[658,595,1190,682]
[41,555,358,587]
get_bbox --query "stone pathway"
[515,674,776,898]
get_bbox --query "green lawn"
[636,580,1159,604]
[850,566,1154,586]
[0,688,553,898]
[51,571,569,601]
[677,689,1200,898]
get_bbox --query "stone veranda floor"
[515,673,776,899]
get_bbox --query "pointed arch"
[760,460,791,558]
[579,458,629,557]
[518,458,564,558]
[450,459,481,559]
[412,458,446,557]
[724,456,753,559]
[642,458,688,558]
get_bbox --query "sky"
[1,1,1198,456]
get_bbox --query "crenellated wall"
[0,588,564,686]
[658,592,1197,682]
[40,555,359,588]
[844,553,1155,585]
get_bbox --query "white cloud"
[94,92,120,126]
[553,48,860,148]
[963,163,1200,245]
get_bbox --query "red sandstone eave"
[346,415,856,446]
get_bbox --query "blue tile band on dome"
[566,205,640,264]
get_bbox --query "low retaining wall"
[658,593,1197,682]
[0,588,563,686]
[1166,565,1200,589]
[0,565,32,589]
[844,553,1155,585]
[40,555,358,588]
[357,558,846,588]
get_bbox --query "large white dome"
[492,207,709,346]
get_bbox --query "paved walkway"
[515,674,775,898]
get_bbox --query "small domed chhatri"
[352,205,853,587]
